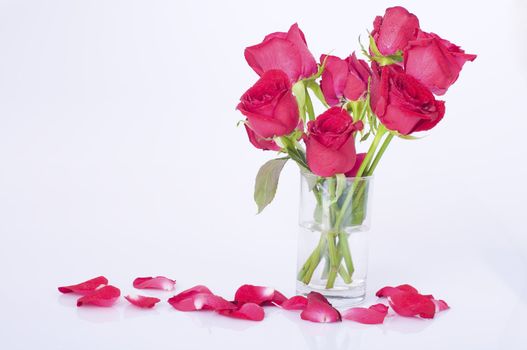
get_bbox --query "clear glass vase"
[296,172,374,306]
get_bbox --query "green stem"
[366,132,394,175]
[334,125,386,230]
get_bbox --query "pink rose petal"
[270,290,288,306]
[168,285,235,312]
[76,285,120,307]
[375,284,418,298]
[342,303,389,324]
[58,276,108,295]
[218,303,265,321]
[300,292,341,323]
[433,299,450,312]
[388,291,436,319]
[133,276,175,291]
[234,284,285,306]
[280,296,308,310]
[125,294,161,308]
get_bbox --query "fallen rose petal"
[234,284,278,306]
[433,299,450,312]
[76,285,120,307]
[58,276,108,295]
[125,294,161,308]
[270,290,288,306]
[133,276,175,291]
[375,284,419,298]
[168,285,235,312]
[281,296,308,310]
[342,303,389,324]
[218,303,265,321]
[388,291,436,319]
[300,292,341,323]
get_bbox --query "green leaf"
[396,132,424,140]
[292,81,306,122]
[305,89,315,121]
[360,131,371,142]
[306,80,329,108]
[254,158,289,214]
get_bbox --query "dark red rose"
[244,123,281,151]
[372,6,420,56]
[370,64,446,135]
[237,69,299,138]
[320,53,371,106]
[404,31,477,95]
[305,107,363,177]
[244,23,318,82]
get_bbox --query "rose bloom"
[404,31,477,95]
[244,123,281,151]
[372,6,420,56]
[370,63,445,135]
[305,107,363,177]
[244,23,318,82]
[237,69,299,139]
[320,53,371,106]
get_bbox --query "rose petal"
[270,290,288,306]
[433,299,450,312]
[234,284,282,306]
[280,296,308,310]
[125,294,161,308]
[300,292,341,323]
[217,303,265,321]
[375,284,419,298]
[168,285,235,312]
[342,303,389,324]
[58,276,108,295]
[76,285,120,307]
[133,276,175,291]
[388,291,436,319]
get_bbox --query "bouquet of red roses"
[237,7,475,296]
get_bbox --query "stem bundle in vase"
[236,7,476,298]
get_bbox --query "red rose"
[404,31,477,95]
[370,64,445,135]
[372,6,420,56]
[320,53,371,106]
[344,153,366,177]
[244,123,281,151]
[237,70,300,138]
[244,23,318,82]
[305,107,363,177]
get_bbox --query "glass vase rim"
[300,171,374,181]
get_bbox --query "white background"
[0,0,526,349]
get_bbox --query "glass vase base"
[296,280,366,307]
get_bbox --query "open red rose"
[305,107,363,177]
[244,23,318,82]
[320,53,371,106]
[370,64,445,135]
[372,6,420,56]
[404,31,477,95]
[244,123,281,151]
[237,69,299,139]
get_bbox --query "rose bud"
[320,53,371,106]
[244,123,281,151]
[372,6,420,56]
[404,31,477,95]
[305,107,363,177]
[370,63,445,135]
[244,23,318,83]
[237,69,300,139]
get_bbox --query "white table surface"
[1,0,526,349]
